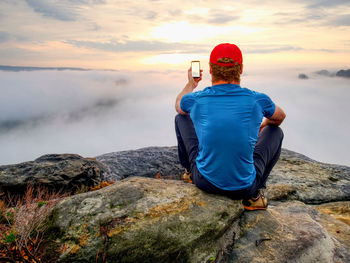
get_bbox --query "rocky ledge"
[49,177,349,262]
[1,147,349,262]
[0,154,114,196]
[96,147,350,204]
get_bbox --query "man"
[174,43,285,210]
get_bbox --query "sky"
[0,0,349,166]
[0,0,349,71]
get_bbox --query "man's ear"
[209,63,212,74]
[240,64,244,74]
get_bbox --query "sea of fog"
[0,68,349,166]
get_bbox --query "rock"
[228,201,349,263]
[315,201,350,250]
[48,177,350,262]
[97,147,350,204]
[96,146,183,181]
[267,149,350,204]
[2,146,348,205]
[316,201,350,226]
[298,73,309,79]
[3,146,345,262]
[0,154,115,196]
[1,146,349,205]
[49,177,243,262]
[336,69,350,78]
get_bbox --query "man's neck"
[212,80,240,86]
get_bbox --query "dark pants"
[175,114,284,200]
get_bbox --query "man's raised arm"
[175,68,202,115]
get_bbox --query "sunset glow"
[0,0,349,70]
[0,0,350,166]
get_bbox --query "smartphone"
[191,61,200,78]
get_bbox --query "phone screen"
[191,61,200,78]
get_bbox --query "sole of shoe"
[183,179,193,183]
[243,205,268,211]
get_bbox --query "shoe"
[182,170,193,184]
[242,190,268,211]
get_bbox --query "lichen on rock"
[49,177,243,262]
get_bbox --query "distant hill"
[315,68,350,78]
[336,69,350,78]
[298,73,309,79]
[0,65,91,72]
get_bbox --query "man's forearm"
[175,82,196,114]
[261,118,281,128]
[176,68,202,114]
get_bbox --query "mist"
[0,67,349,166]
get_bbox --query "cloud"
[145,11,158,20]
[0,69,179,164]
[315,69,332,76]
[0,97,119,132]
[69,0,105,3]
[66,39,207,53]
[244,45,303,54]
[25,0,106,21]
[185,9,239,25]
[0,70,127,133]
[330,14,350,26]
[0,68,350,167]
[64,98,119,123]
[305,0,350,8]
[0,31,28,43]
[273,11,326,25]
[0,116,48,133]
[273,9,350,28]
[25,0,77,21]
[207,11,239,24]
[0,31,10,42]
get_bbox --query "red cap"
[210,43,243,67]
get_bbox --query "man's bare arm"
[175,68,203,115]
[260,105,286,131]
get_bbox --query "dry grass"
[0,181,115,262]
[0,185,64,263]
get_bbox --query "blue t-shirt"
[180,84,275,191]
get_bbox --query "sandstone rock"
[267,149,350,204]
[2,146,348,205]
[49,177,243,262]
[315,201,350,249]
[1,147,349,262]
[0,154,115,196]
[96,146,183,181]
[228,201,350,263]
[316,201,350,226]
[97,147,350,204]
[49,177,350,263]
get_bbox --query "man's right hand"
[187,67,203,89]
[175,67,203,115]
